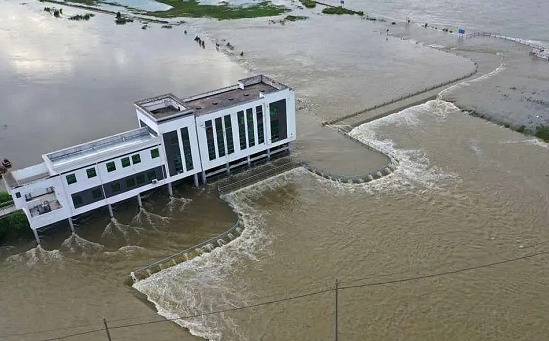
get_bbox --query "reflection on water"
[0,0,246,168]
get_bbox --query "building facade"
[3,75,296,243]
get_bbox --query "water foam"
[132,207,170,228]
[133,169,303,340]
[101,218,145,245]
[318,100,460,195]
[61,233,105,257]
[5,246,65,268]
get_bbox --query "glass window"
[270,99,288,142]
[180,127,194,171]
[72,194,83,207]
[66,174,77,185]
[15,192,21,198]
[256,105,264,144]
[246,108,255,147]
[224,115,234,154]
[132,154,141,164]
[126,178,136,188]
[147,170,157,182]
[205,120,216,161]
[150,148,160,159]
[111,182,121,193]
[136,174,146,185]
[162,131,183,176]
[237,111,246,150]
[121,157,130,168]
[215,117,225,157]
[92,188,103,200]
[106,161,116,172]
[86,167,97,178]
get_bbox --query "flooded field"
[1,0,549,340]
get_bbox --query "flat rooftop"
[44,127,158,174]
[135,75,288,122]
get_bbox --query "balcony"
[29,192,62,217]
[25,186,54,202]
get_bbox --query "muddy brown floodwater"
[1,1,549,341]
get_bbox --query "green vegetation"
[68,13,95,20]
[0,212,32,244]
[146,0,288,20]
[0,191,11,205]
[535,126,549,142]
[284,15,308,22]
[322,6,363,16]
[299,0,316,8]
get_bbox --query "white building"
[3,75,296,243]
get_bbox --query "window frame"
[150,148,160,159]
[86,167,97,178]
[121,157,131,168]
[106,161,116,172]
[66,174,77,185]
[132,154,141,164]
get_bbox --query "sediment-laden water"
[134,101,549,340]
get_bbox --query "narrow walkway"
[324,64,478,130]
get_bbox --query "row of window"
[71,167,163,209]
[65,148,160,185]
[205,105,264,161]
[162,127,194,177]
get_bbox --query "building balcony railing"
[25,187,55,202]
[29,198,62,218]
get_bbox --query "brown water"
[2,1,549,341]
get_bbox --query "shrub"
[299,0,316,8]
[535,126,549,142]
[0,191,11,204]
[0,211,32,244]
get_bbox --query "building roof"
[135,75,289,123]
[3,163,50,189]
[43,128,159,174]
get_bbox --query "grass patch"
[147,0,288,20]
[68,13,95,20]
[284,15,308,22]
[0,191,11,205]
[322,6,363,16]
[0,211,32,244]
[299,0,316,8]
[535,126,549,142]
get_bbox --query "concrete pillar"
[193,173,199,188]
[167,182,174,197]
[247,156,251,168]
[267,148,271,161]
[68,217,75,233]
[107,204,114,218]
[32,229,40,245]
[201,170,207,185]
[226,162,231,175]
[137,193,143,207]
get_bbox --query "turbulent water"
[134,100,549,340]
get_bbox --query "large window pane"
[180,127,194,171]
[256,105,264,144]
[237,111,246,150]
[246,108,255,147]
[269,99,288,142]
[162,131,183,176]
[224,115,234,154]
[215,117,225,157]
[205,120,216,161]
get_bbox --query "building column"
[32,229,40,245]
[107,204,114,219]
[267,148,271,161]
[226,162,231,175]
[167,182,174,197]
[137,193,143,207]
[193,173,199,188]
[201,170,207,185]
[247,156,251,168]
[68,217,75,233]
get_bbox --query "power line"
[28,249,549,341]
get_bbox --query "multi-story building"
[2,75,296,243]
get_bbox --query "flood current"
[1,1,548,340]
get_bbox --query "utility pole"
[335,279,339,341]
[103,318,112,341]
